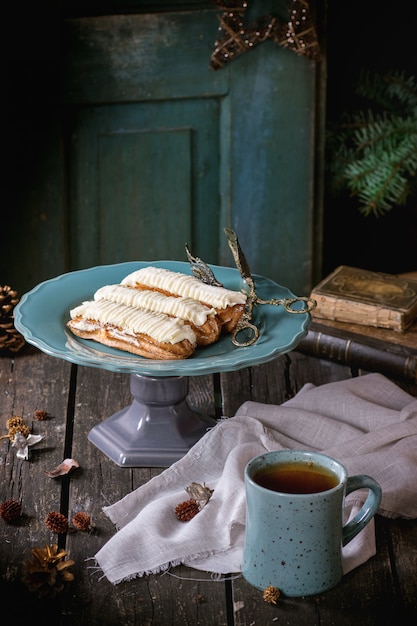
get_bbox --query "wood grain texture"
[1,347,416,624]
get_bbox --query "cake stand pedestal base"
[88,373,216,467]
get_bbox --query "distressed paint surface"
[5,2,322,296]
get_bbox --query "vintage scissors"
[224,228,316,347]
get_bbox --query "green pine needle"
[326,71,417,217]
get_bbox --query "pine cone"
[72,511,92,531]
[45,511,69,534]
[0,285,25,354]
[263,585,280,605]
[34,409,48,421]
[0,499,22,523]
[22,544,75,598]
[174,498,200,522]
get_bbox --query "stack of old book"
[310,265,417,332]
[298,266,417,383]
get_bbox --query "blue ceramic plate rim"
[14,261,310,376]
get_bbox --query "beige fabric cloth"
[94,373,417,584]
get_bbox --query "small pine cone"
[0,499,22,523]
[263,585,280,605]
[72,511,92,531]
[45,511,69,534]
[174,498,200,522]
[0,285,25,354]
[34,409,48,421]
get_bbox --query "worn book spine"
[297,325,417,383]
[311,296,408,330]
[310,266,417,332]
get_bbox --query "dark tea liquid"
[253,461,339,494]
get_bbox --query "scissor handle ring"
[282,297,317,313]
[232,323,259,347]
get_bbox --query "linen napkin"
[94,373,417,584]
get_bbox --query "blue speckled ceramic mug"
[242,450,381,597]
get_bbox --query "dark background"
[323,0,417,276]
[6,2,416,286]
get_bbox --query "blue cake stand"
[14,261,311,467]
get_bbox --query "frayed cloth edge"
[89,549,225,585]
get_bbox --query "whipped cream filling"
[94,284,217,327]
[69,300,196,345]
[121,267,247,309]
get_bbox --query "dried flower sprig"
[185,482,214,507]
[12,431,43,460]
[1,415,43,460]
[0,415,30,441]
[22,544,75,597]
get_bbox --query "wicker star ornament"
[210,0,321,69]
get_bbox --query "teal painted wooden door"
[69,98,221,267]
[4,1,322,297]
[64,2,321,295]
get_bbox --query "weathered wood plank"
[2,348,416,625]
[232,575,321,625]
[0,349,72,549]
[222,352,349,625]
[145,566,229,626]
[232,515,415,626]
[0,350,72,619]
[313,516,412,626]
[219,352,353,420]
[64,364,228,624]
[247,356,292,405]
[290,350,353,389]
[218,356,291,418]
[64,364,158,623]
[387,518,417,619]
[188,374,216,418]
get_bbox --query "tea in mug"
[252,461,339,494]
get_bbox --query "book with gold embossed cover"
[310,266,417,332]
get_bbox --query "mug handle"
[342,475,382,546]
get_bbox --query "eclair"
[67,299,196,360]
[93,284,221,346]
[121,266,247,332]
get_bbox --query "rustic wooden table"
[1,346,416,625]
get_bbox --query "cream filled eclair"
[121,266,247,333]
[93,284,221,346]
[67,299,196,360]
